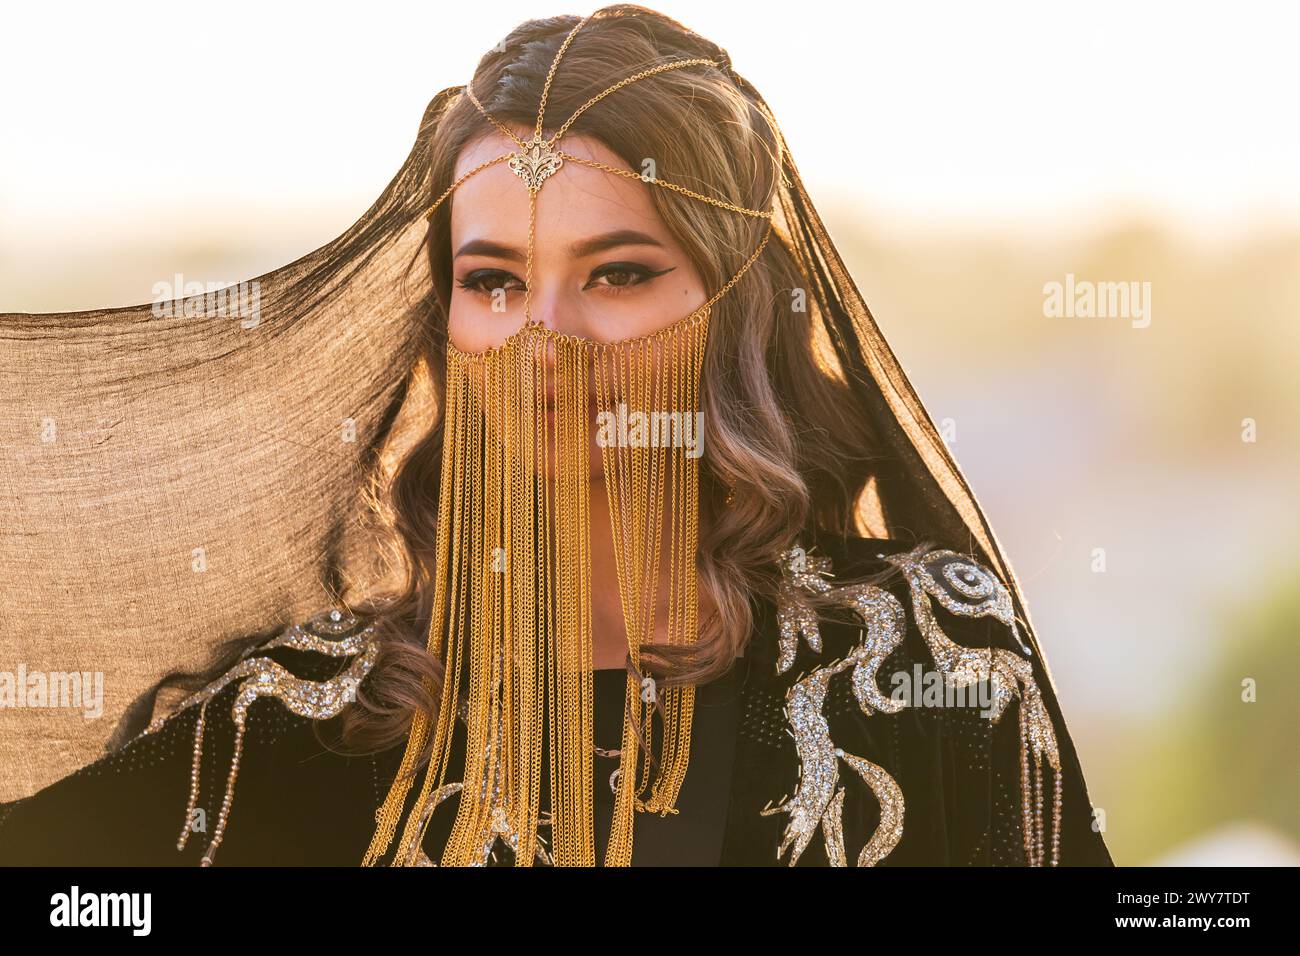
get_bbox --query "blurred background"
[2,0,1296,863]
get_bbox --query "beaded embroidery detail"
[137,608,379,866]
[762,545,907,866]
[881,545,1062,866]
[769,541,1066,867]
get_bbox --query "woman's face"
[447,127,707,351]
[446,127,709,483]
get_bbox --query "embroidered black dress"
[0,533,1113,867]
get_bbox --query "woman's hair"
[330,4,893,764]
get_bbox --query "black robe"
[0,532,1113,867]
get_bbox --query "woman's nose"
[524,284,594,340]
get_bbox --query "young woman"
[0,5,1112,867]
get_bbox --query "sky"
[2,0,1297,250]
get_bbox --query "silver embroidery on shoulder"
[138,608,380,866]
[762,545,907,866]
[881,545,1063,866]
[775,545,834,673]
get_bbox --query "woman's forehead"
[450,130,663,245]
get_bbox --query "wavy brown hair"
[332,5,894,766]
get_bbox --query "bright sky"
[2,0,1297,245]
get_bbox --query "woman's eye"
[585,262,675,294]
[456,269,525,296]
[457,263,675,298]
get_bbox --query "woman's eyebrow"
[454,229,664,262]
[569,229,664,259]
[454,238,524,262]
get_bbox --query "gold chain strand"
[464,85,529,152]
[541,337,560,862]
[544,58,721,149]
[436,361,477,856]
[483,355,504,858]
[657,317,704,812]
[362,364,464,865]
[631,335,661,808]
[442,352,478,865]
[525,186,538,325]
[624,339,660,812]
[550,339,570,861]
[488,352,516,861]
[534,14,592,144]
[514,345,538,865]
[523,335,545,863]
[553,335,589,864]
[574,337,597,864]
[637,332,671,809]
[562,332,594,865]
[643,317,702,814]
[556,153,772,220]
[446,351,490,865]
[599,336,638,863]
[439,354,487,864]
[399,365,474,864]
[423,152,513,221]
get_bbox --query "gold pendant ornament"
[507,134,564,192]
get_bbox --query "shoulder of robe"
[0,609,384,865]
[133,608,382,865]
[131,607,382,746]
[742,532,1060,867]
[768,531,1030,678]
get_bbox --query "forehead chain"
[426,13,779,329]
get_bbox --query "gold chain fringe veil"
[363,15,775,867]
